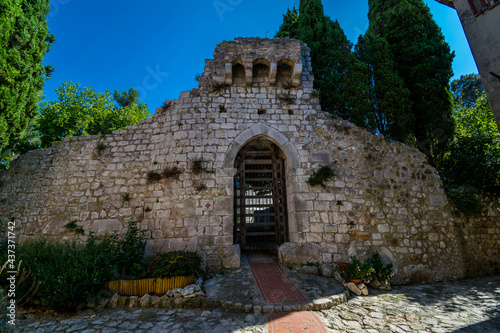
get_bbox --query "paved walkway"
[17,255,500,333]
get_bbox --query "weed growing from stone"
[192,158,214,175]
[306,165,335,189]
[122,193,131,202]
[96,142,107,155]
[162,166,183,179]
[64,220,85,235]
[147,171,162,183]
[211,82,231,94]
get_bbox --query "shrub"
[0,220,146,312]
[147,171,162,183]
[447,185,485,217]
[139,251,201,279]
[306,165,335,189]
[3,237,119,312]
[340,256,374,282]
[366,252,394,283]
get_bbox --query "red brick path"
[268,312,327,333]
[250,262,307,303]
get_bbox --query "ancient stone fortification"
[0,37,498,283]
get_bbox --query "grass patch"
[162,166,183,180]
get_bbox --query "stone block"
[221,244,240,269]
[278,242,321,267]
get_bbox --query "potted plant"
[340,255,374,284]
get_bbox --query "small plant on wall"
[211,82,231,94]
[147,171,162,183]
[64,220,85,236]
[162,166,183,180]
[307,165,335,189]
[192,158,214,175]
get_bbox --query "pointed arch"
[223,123,300,169]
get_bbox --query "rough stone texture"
[278,242,321,268]
[0,37,499,282]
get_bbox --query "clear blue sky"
[43,0,478,112]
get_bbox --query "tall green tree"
[0,0,54,150]
[38,82,150,148]
[356,31,414,142]
[275,0,371,125]
[366,0,455,163]
[450,74,484,108]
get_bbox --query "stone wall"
[0,37,498,283]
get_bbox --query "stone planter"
[105,275,194,296]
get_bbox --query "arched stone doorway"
[233,138,289,252]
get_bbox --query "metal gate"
[233,146,288,252]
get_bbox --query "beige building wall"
[436,0,500,129]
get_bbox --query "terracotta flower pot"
[337,263,348,271]
[348,279,362,285]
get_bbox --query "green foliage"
[451,74,484,108]
[341,253,394,284]
[439,90,500,216]
[355,31,414,141]
[0,116,41,169]
[366,252,394,283]
[139,251,201,279]
[147,171,162,183]
[64,220,85,236]
[112,220,146,277]
[306,165,335,189]
[38,82,150,148]
[275,6,299,38]
[364,0,455,162]
[446,185,485,217]
[340,256,375,282]
[0,220,146,312]
[1,237,118,312]
[0,0,54,151]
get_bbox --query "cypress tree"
[356,31,414,141]
[275,0,371,125]
[366,0,455,161]
[0,0,54,150]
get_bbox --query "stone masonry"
[0,37,499,283]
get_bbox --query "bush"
[446,185,485,217]
[341,252,394,284]
[139,251,201,279]
[0,221,146,312]
[366,251,393,283]
[340,256,374,282]
[3,237,119,312]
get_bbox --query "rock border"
[102,291,350,313]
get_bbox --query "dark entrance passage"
[233,139,289,252]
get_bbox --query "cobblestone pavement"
[19,275,500,332]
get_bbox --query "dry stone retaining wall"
[0,37,498,283]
